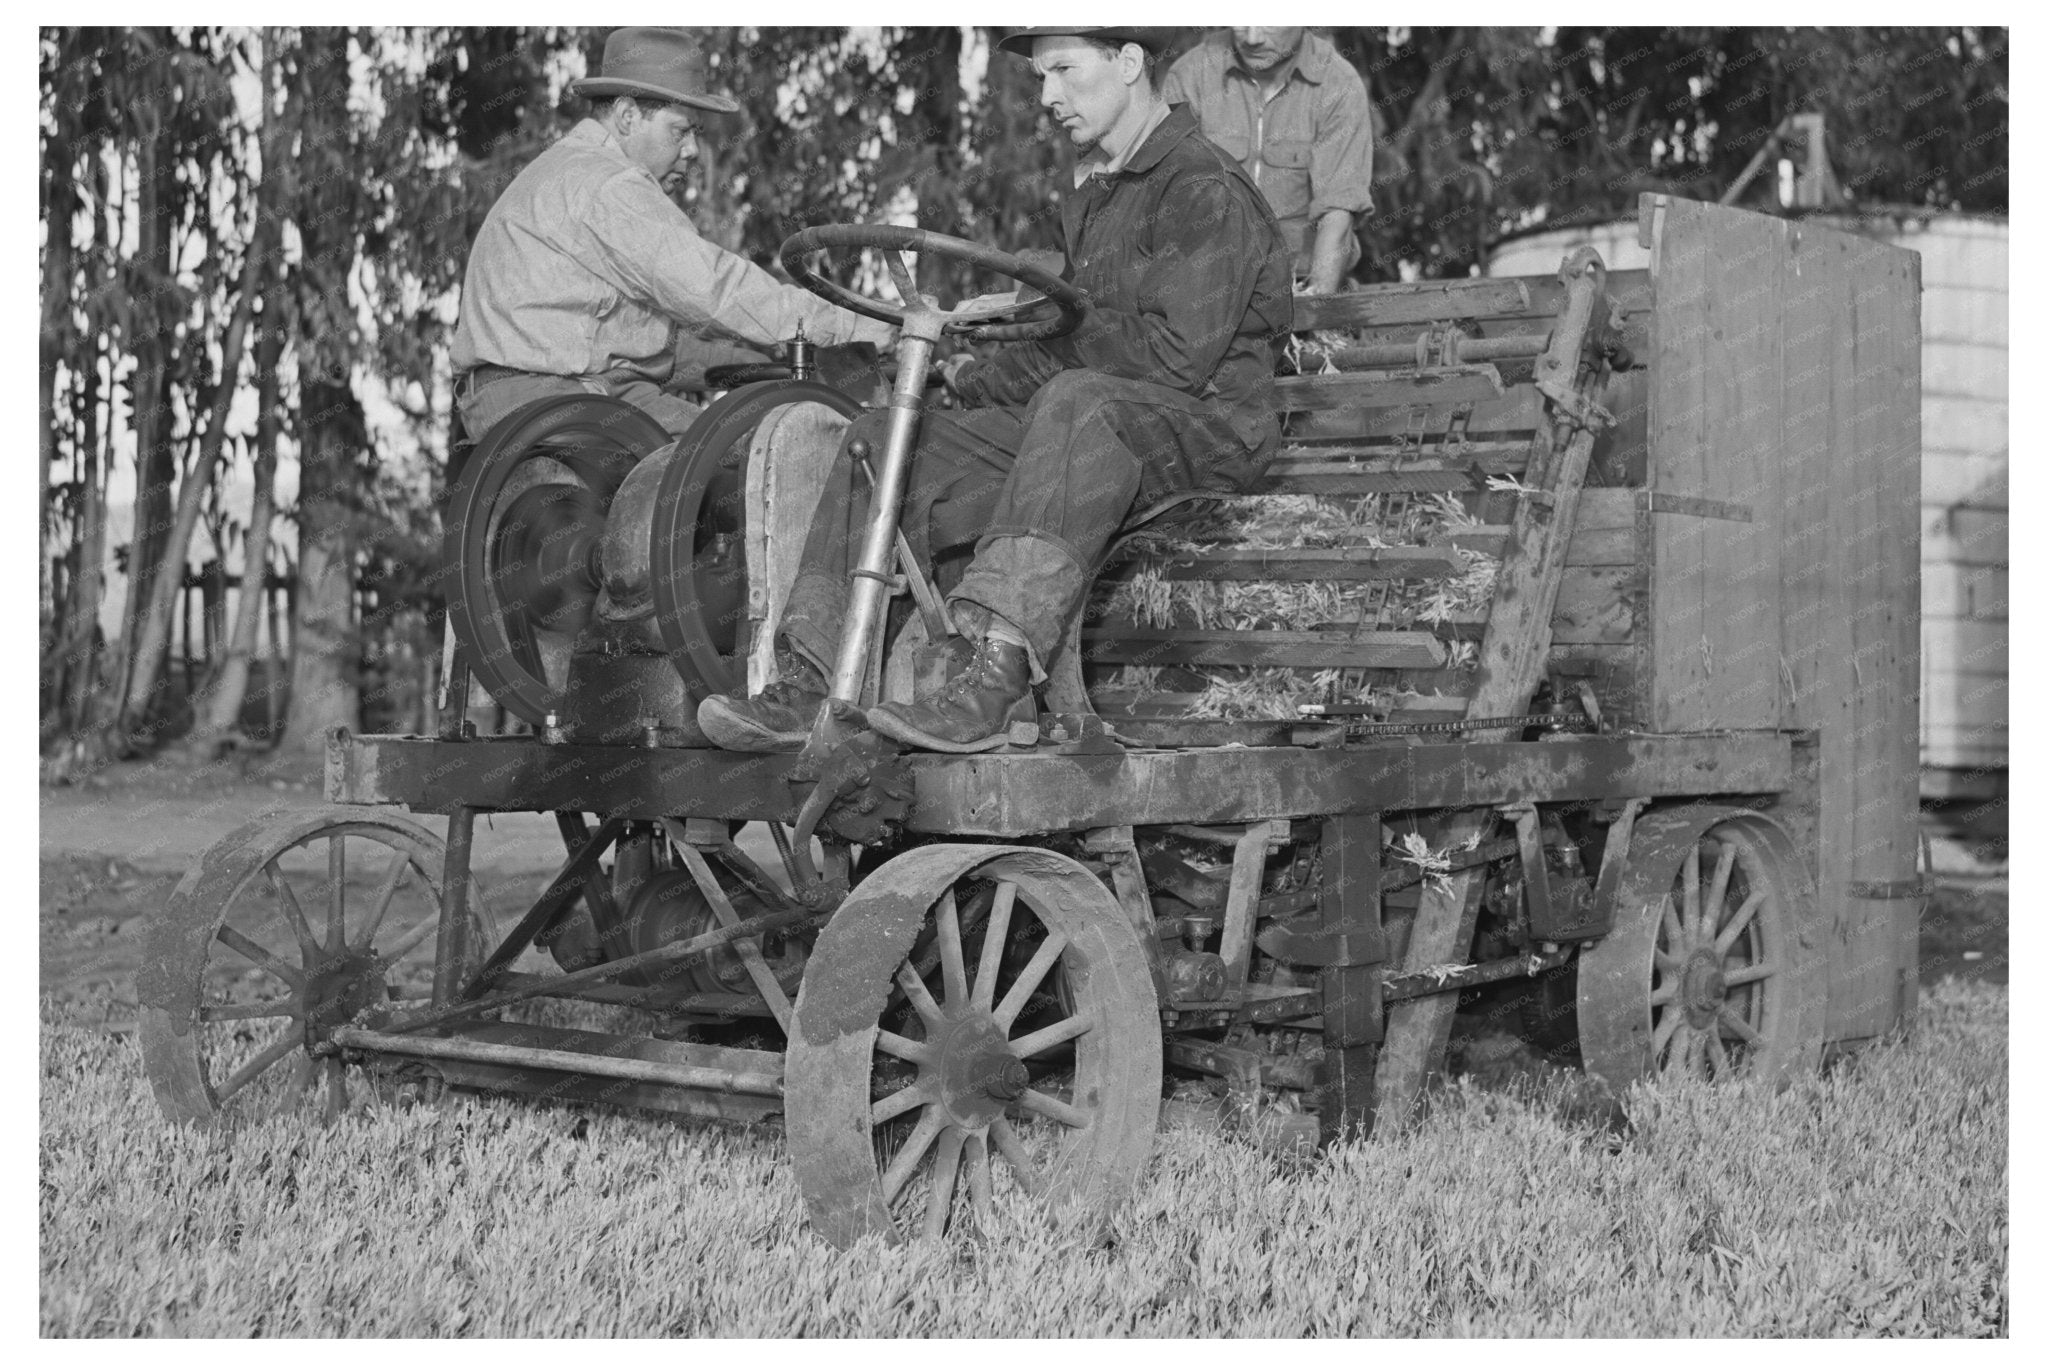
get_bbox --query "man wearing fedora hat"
[699,26,1292,755]
[450,27,894,442]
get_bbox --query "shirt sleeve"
[1044,174,1266,391]
[584,171,895,350]
[1309,66,1376,220]
[1160,55,1193,109]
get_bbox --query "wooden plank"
[1374,260,1613,1131]
[1130,546,1464,581]
[1286,385,1545,441]
[1317,814,1385,1140]
[1293,279,1534,329]
[1275,366,1509,414]
[1645,197,1784,735]
[1429,566,1637,646]
[1253,453,1523,495]
[1080,629,1447,670]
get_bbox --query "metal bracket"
[1253,920,1384,969]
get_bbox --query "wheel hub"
[925,1011,1025,1129]
[1680,947,1726,1028]
[302,948,391,1046]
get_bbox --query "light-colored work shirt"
[452,119,889,382]
[1162,30,1375,275]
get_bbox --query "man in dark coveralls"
[699,25,1293,754]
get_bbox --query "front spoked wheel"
[785,845,1160,1247]
[138,809,490,1126]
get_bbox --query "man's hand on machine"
[937,352,981,407]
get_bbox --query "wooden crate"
[1117,196,1921,1046]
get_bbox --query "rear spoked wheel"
[138,809,490,1126]
[1577,809,1822,1092]
[785,845,1160,1247]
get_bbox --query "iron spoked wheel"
[651,380,865,697]
[137,810,491,1127]
[445,395,669,725]
[785,845,1161,1248]
[1577,809,1823,1092]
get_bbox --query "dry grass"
[39,980,2005,1336]
[1092,491,1496,720]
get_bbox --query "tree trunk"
[60,172,111,742]
[121,230,265,745]
[184,275,284,759]
[279,26,364,759]
[281,363,362,755]
[111,94,180,749]
[40,118,76,739]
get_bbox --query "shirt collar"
[1072,102,1191,188]
[1226,33,1326,88]
[568,117,624,151]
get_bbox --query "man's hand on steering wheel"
[778,224,1087,345]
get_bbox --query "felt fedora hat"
[570,28,741,114]
[996,27,1179,57]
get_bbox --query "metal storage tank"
[1487,210,2008,812]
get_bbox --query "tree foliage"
[37,25,2007,767]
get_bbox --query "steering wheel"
[778,224,1087,343]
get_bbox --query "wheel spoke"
[1703,839,1737,939]
[355,850,412,949]
[213,1027,304,1104]
[934,889,968,1006]
[883,250,923,308]
[269,1055,318,1120]
[379,910,442,964]
[1654,948,1684,974]
[1680,844,1702,941]
[1714,890,1768,956]
[895,962,946,1028]
[263,868,322,962]
[216,924,305,989]
[1659,894,1684,954]
[993,932,1066,1032]
[879,1106,947,1206]
[870,1081,928,1125]
[1648,981,1678,1006]
[989,1118,1040,1197]
[1009,1011,1092,1059]
[322,1057,345,1122]
[1717,1007,1765,1047]
[874,1030,931,1065]
[1016,1087,1089,1129]
[1686,1028,1709,1079]
[1722,961,1775,988]
[920,1128,965,1241]
[971,880,1017,1010]
[1706,1029,1731,1078]
[1651,1007,1682,1064]
[326,836,348,952]
[963,1133,994,1227]
[200,1000,301,1023]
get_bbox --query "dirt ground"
[39,755,566,1028]
[40,756,2010,1030]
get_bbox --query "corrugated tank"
[1487,211,2007,797]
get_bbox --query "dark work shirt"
[955,104,1293,460]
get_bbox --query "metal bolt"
[983,1057,1031,1102]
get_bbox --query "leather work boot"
[867,635,1034,753]
[696,652,830,753]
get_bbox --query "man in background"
[1164,27,1375,294]
[451,27,892,442]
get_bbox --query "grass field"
[39,977,2006,1337]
